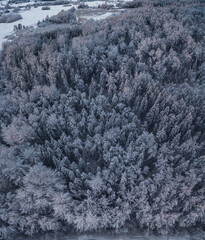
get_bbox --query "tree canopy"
[0,0,204,238]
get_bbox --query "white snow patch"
[91,11,115,20]
[84,1,106,7]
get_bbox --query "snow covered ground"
[76,8,123,23]
[0,0,8,5]
[92,11,114,20]
[84,1,107,7]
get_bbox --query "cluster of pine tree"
[0,0,204,238]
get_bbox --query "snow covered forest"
[0,0,205,239]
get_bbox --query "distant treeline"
[0,0,205,239]
[121,0,205,8]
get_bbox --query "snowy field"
[77,8,123,22]
[0,0,124,48]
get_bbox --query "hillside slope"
[0,1,205,238]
